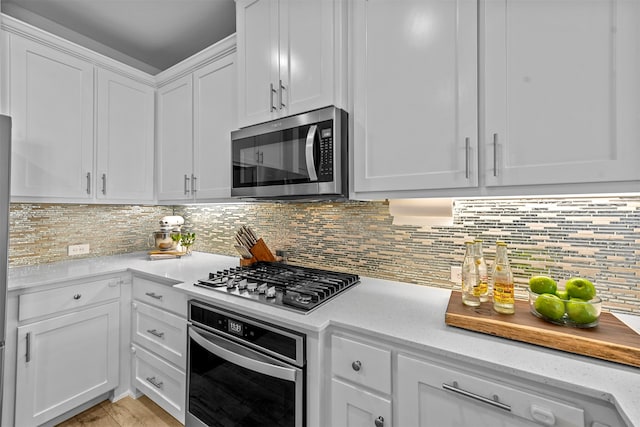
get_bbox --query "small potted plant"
[171,232,196,255]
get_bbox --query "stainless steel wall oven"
[186,301,306,427]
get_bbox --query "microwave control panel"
[318,127,333,181]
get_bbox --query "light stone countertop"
[8,251,640,426]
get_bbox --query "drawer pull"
[352,360,362,372]
[147,329,165,339]
[73,294,82,300]
[442,381,511,412]
[145,292,163,300]
[146,376,163,389]
[374,416,384,427]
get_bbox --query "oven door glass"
[188,326,304,427]
[232,120,331,189]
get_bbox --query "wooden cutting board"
[445,291,640,368]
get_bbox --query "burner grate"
[195,262,359,313]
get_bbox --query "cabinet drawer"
[132,344,185,424]
[331,335,391,394]
[18,277,122,322]
[132,278,186,316]
[132,301,187,369]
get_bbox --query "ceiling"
[1,0,236,75]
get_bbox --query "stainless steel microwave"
[231,106,348,200]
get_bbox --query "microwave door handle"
[305,125,319,182]
[189,327,297,382]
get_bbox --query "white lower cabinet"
[330,333,392,427]
[328,330,627,427]
[331,378,391,427]
[131,344,186,423]
[131,276,187,423]
[15,301,120,426]
[396,354,587,427]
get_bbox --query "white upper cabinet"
[4,17,156,203]
[352,0,478,195]
[156,38,237,203]
[96,68,155,202]
[236,0,345,127]
[483,0,640,190]
[193,54,237,200]
[9,35,94,200]
[156,75,194,201]
[352,0,640,198]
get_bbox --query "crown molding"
[154,33,237,87]
[1,14,157,86]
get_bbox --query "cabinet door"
[397,355,585,427]
[331,378,391,427]
[280,0,336,116]
[9,35,94,199]
[193,53,237,200]
[15,302,119,427]
[352,0,478,194]
[237,0,280,127]
[157,75,194,201]
[96,68,155,202]
[484,0,640,187]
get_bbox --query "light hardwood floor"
[55,396,183,427]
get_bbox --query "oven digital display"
[228,319,244,336]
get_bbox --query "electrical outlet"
[450,266,462,284]
[68,244,90,256]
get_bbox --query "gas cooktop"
[194,262,359,313]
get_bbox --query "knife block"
[239,238,276,266]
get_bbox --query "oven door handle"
[305,124,319,182]
[189,327,298,382]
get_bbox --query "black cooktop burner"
[194,262,359,313]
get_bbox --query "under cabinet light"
[389,198,454,228]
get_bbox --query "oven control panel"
[189,301,305,366]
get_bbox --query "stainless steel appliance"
[231,106,348,200]
[0,115,12,420]
[194,262,359,314]
[186,301,305,427]
[149,215,184,251]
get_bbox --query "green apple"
[565,277,596,300]
[555,289,569,300]
[566,298,599,325]
[529,276,557,295]
[534,294,566,321]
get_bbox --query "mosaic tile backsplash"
[8,197,640,314]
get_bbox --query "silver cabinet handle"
[443,381,511,412]
[26,332,31,363]
[270,83,277,112]
[279,79,286,109]
[145,292,163,300]
[73,294,82,300]
[146,329,165,339]
[465,137,471,179]
[101,173,107,195]
[493,133,499,177]
[305,125,319,182]
[86,172,91,195]
[352,360,362,371]
[146,376,163,389]
[184,174,190,195]
[374,416,384,427]
[191,174,197,194]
